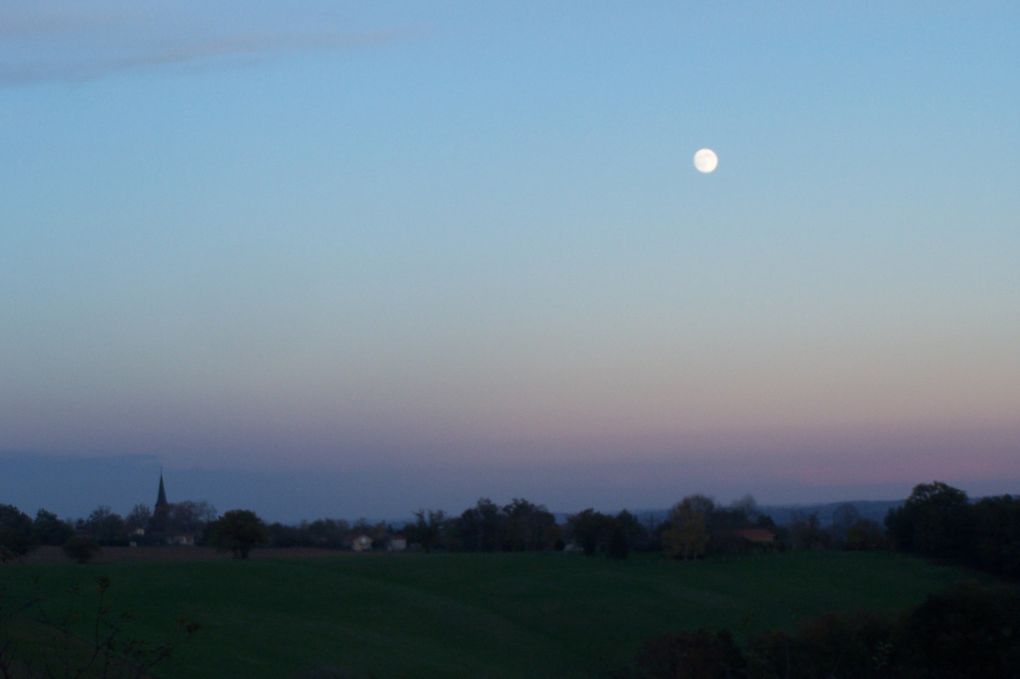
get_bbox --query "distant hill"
[758,500,904,526]
[594,499,907,528]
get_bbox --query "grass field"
[1,550,986,678]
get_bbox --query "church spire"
[155,470,168,509]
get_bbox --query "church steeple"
[155,471,168,509]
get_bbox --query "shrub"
[210,509,268,559]
[62,535,101,564]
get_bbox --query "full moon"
[693,148,718,174]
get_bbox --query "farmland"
[2,550,985,678]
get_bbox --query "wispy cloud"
[1,31,414,86]
[0,3,420,87]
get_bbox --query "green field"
[1,551,986,678]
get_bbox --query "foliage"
[449,498,559,553]
[82,506,129,546]
[566,509,613,556]
[621,583,1020,679]
[209,510,267,559]
[830,502,861,544]
[607,523,631,560]
[32,509,74,547]
[63,536,101,564]
[1,575,199,678]
[788,513,830,551]
[452,498,504,551]
[166,501,217,538]
[124,504,152,538]
[896,583,1020,678]
[621,629,745,678]
[662,497,712,560]
[969,495,1020,579]
[410,509,446,553]
[502,499,558,551]
[0,504,35,563]
[845,519,885,551]
[885,481,971,557]
[615,510,650,552]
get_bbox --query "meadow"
[2,550,984,678]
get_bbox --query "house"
[387,535,407,552]
[352,534,373,552]
[168,533,196,546]
[733,528,777,551]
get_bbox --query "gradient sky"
[2,2,1019,520]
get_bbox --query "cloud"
[1,31,413,86]
[0,3,420,87]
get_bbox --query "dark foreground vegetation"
[620,583,1020,679]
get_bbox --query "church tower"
[155,471,168,510]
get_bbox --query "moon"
[693,148,718,174]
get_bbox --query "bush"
[621,584,1020,679]
[624,629,746,679]
[210,509,268,559]
[897,583,1020,678]
[62,535,101,563]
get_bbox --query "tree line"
[885,481,1020,579]
[0,502,269,561]
[2,479,1017,570]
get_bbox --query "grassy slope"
[2,551,985,678]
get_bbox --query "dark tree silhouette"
[0,504,34,562]
[885,481,971,558]
[62,535,101,564]
[210,509,268,558]
[32,509,74,546]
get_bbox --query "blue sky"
[2,2,1019,520]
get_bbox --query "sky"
[2,1,1019,521]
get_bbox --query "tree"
[567,509,612,556]
[662,496,713,560]
[899,583,1020,678]
[210,509,268,558]
[410,509,446,553]
[845,519,885,551]
[831,503,861,545]
[32,508,73,546]
[502,498,557,551]
[85,506,128,545]
[607,522,630,560]
[0,504,34,562]
[885,481,971,558]
[166,500,217,537]
[969,495,1020,578]
[615,510,649,552]
[62,535,101,564]
[125,503,153,536]
[730,495,760,522]
[306,518,350,548]
[455,498,505,551]
[790,512,830,550]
